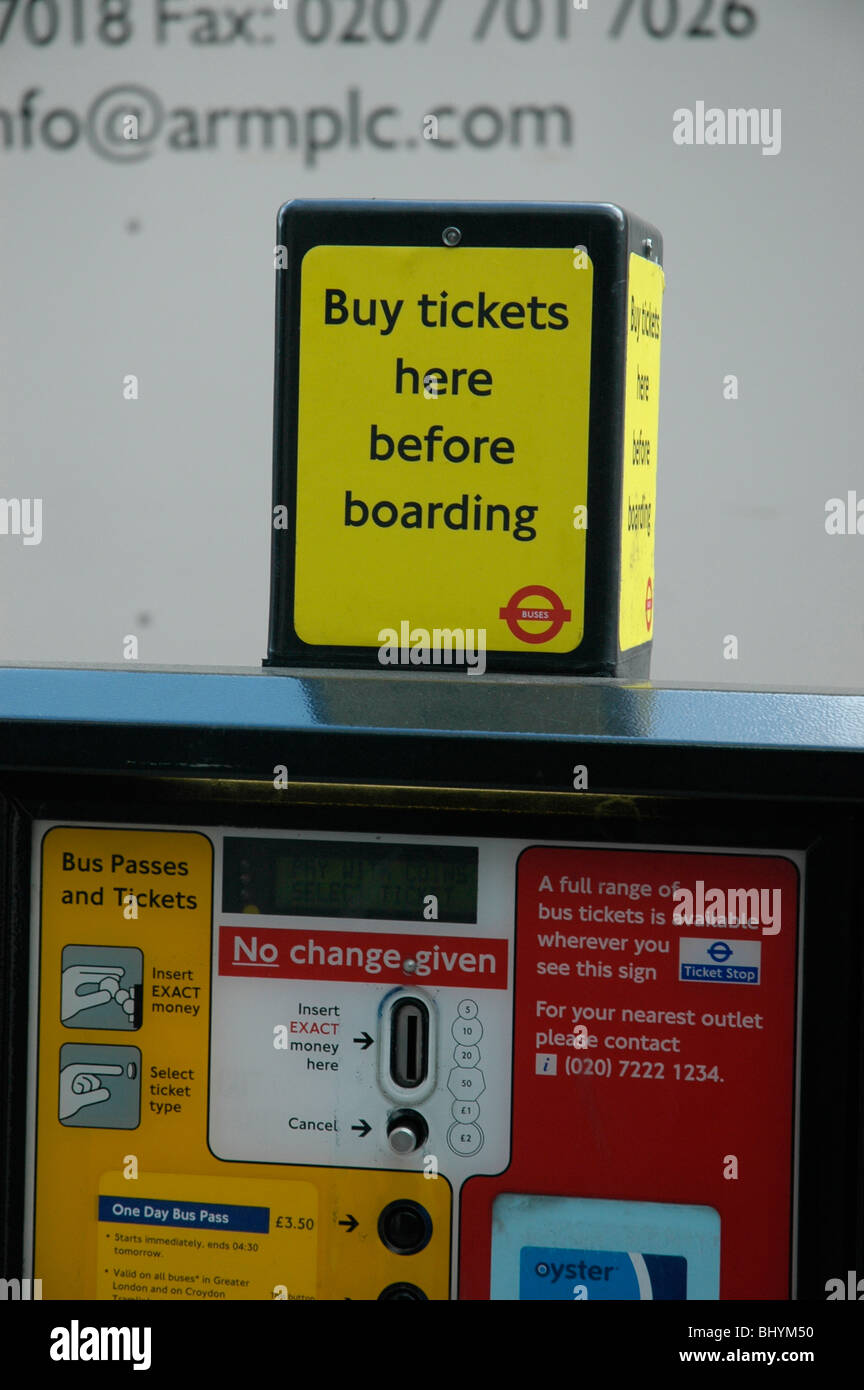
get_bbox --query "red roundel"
[499,586,572,644]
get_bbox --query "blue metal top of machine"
[1,666,863,797]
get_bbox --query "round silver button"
[388,1124,421,1154]
[386,1110,428,1154]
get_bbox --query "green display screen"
[223,837,478,923]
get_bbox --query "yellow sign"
[33,827,451,1300]
[294,245,593,654]
[619,253,664,650]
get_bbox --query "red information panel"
[460,848,799,1300]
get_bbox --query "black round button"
[378,1283,428,1301]
[377,1200,433,1255]
[387,1108,429,1154]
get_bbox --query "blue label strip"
[99,1196,269,1234]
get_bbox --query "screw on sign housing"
[267,199,664,678]
[378,1200,433,1255]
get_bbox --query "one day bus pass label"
[97,1173,317,1301]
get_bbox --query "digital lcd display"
[222,837,478,922]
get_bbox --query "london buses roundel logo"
[499,585,572,644]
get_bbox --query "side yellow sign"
[619,252,664,650]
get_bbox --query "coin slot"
[390,998,429,1090]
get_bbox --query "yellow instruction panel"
[28,824,460,1302]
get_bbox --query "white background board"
[1,0,861,685]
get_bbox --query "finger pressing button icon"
[59,1045,141,1128]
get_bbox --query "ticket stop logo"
[293,245,592,654]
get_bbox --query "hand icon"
[61,964,130,1022]
[59,1063,123,1119]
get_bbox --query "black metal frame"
[1,666,863,1300]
